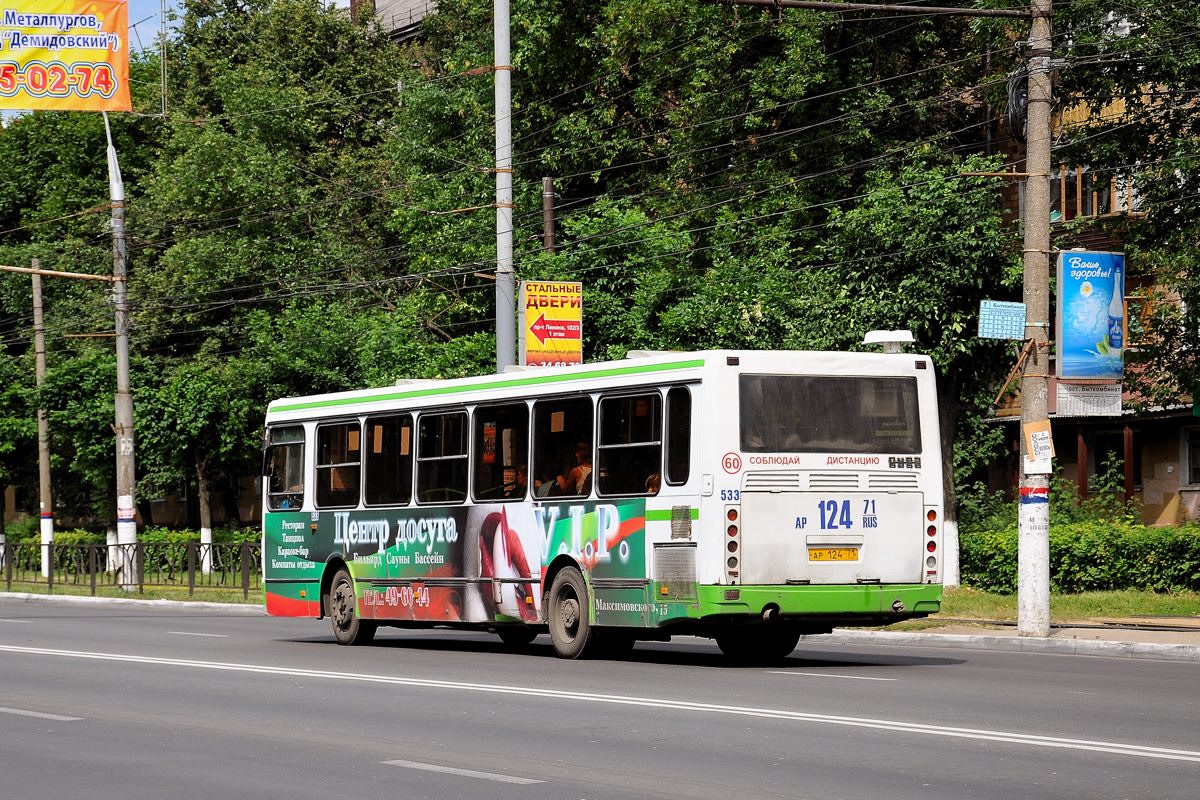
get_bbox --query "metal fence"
[1,541,261,599]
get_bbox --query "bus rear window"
[739,375,921,454]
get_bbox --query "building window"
[1188,434,1200,485]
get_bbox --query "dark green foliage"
[960,523,1200,594]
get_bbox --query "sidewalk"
[4,591,1199,662]
[816,618,1200,662]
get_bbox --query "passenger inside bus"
[504,466,528,499]
[534,463,560,497]
[558,442,592,495]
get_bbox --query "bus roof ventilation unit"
[862,330,914,354]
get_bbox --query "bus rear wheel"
[547,567,596,659]
[328,568,377,646]
[715,627,800,664]
[497,627,538,648]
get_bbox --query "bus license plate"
[808,547,859,562]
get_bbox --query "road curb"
[810,629,1200,662]
[0,592,264,614]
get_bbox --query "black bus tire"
[327,568,377,646]
[497,627,538,648]
[547,567,596,659]
[716,627,799,664]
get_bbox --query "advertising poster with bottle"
[1056,250,1125,379]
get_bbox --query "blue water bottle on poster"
[1108,263,1124,353]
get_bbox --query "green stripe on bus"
[645,508,699,521]
[270,358,707,413]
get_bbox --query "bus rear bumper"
[695,583,942,627]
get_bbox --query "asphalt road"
[1,599,1197,800]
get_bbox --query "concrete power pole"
[494,0,516,371]
[32,261,54,578]
[104,113,137,590]
[542,177,556,254]
[1017,0,1054,636]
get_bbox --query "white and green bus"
[261,344,944,660]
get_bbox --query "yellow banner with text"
[0,0,130,111]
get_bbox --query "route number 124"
[817,499,877,530]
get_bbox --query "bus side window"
[665,386,691,486]
[416,411,468,504]
[364,414,413,506]
[265,425,305,510]
[472,403,529,502]
[597,393,662,497]
[532,397,593,498]
[316,421,361,508]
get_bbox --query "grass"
[1,581,260,604]
[917,586,1200,626]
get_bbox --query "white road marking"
[0,706,82,722]
[381,759,543,784]
[769,670,898,681]
[1,644,1197,764]
[167,631,227,638]
[0,618,32,624]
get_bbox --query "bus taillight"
[926,540,937,552]
[927,525,936,537]
[927,509,937,522]
[725,504,741,582]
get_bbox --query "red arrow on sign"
[529,313,582,345]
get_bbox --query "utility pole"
[1017,0,1054,637]
[494,0,516,370]
[542,177,556,254]
[104,112,138,590]
[31,260,53,579]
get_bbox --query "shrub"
[960,523,1200,593]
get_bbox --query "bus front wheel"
[547,567,596,659]
[328,568,377,646]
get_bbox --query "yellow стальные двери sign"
[520,281,583,367]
